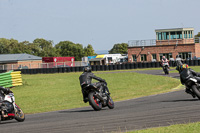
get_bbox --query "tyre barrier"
[6,60,200,74]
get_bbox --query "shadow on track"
[59,108,109,113]
[59,109,94,113]
[161,98,199,102]
[0,121,17,125]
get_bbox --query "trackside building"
[128,28,200,62]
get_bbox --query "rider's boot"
[83,97,88,103]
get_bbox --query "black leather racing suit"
[79,72,108,101]
[175,57,183,73]
[180,68,200,97]
[180,68,200,85]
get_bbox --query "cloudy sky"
[0,0,199,52]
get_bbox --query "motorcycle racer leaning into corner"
[179,64,200,98]
[79,66,110,103]
[0,86,12,117]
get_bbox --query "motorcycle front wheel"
[107,96,114,109]
[164,66,169,75]
[191,85,200,100]
[15,104,25,122]
[88,91,102,111]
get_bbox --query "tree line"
[0,33,199,61]
[0,38,128,61]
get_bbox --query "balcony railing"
[128,37,200,47]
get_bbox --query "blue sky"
[0,0,199,52]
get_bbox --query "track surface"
[1,69,200,133]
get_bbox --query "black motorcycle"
[82,82,114,111]
[0,88,25,122]
[184,77,200,99]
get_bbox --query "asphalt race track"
[1,69,200,133]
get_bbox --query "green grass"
[128,122,200,133]
[12,70,180,114]
[9,66,200,132]
[170,66,200,73]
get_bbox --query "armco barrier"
[10,60,200,74]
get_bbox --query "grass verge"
[12,69,180,114]
[129,122,200,133]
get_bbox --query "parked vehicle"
[82,82,114,111]
[184,78,200,99]
[0,88,25,122]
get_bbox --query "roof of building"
[89,58,104,62]
[0,53,42,63]
[155,27,194,32]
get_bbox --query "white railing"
[0,61,88,71]
[128,37,200,47]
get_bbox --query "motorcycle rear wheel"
[15,104,25,122]
[191,85,200,100]
[88,92,102,111]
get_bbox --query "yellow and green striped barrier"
[0,70,23,88]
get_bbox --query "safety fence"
[0,61,88,71]
[0,59,200,74]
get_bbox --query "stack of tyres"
[117,64,121,70]
[194,60,198,66]
[113,64,117,70]
[0,70,23,88]
[109,65,113,70]
[134,63,138,69]
[130,63,134,69]
[104,65,109,71]
[97,65,100,71]
[121,64,125,69]
[155,62,160,68]
[100,65,104,71]
[138,62,142,68]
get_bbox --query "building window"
[177,31,182,39]
[141,54,147,61]
[152,54,156,61]
[158,32,162,40]
[188,31,192,38]
[132,54,136,62]
[166,32,169,40]
[159,53,172,60]
[170,32,176,39]
[179,52,192,60]
[184,31,187,38]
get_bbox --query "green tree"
[109,43,128,54]
[55,41,84,61]
[195,32,200,43]
[83,44,96,56]
[33,38,57,57]
[0,38,20,54]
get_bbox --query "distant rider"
[79,66,110,103]
[161,56,169,71]
[161,56,169,66]
[179,64,200,98]
[175,55,183,73]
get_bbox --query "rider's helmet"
[181,64,189,71]
[83,66,91,72]
[176,55,180,58]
